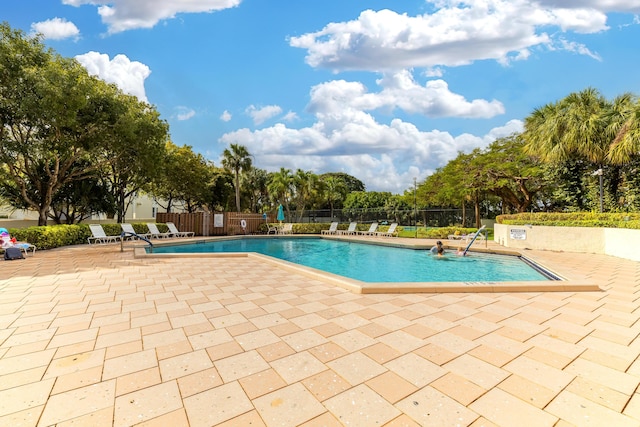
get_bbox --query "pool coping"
[133,235,602,294]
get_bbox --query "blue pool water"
[149,237,551,283]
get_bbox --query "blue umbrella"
[277,204,285,222]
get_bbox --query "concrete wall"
[495,223,640,262]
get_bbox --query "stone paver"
[1,239,640,426]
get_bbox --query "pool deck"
[1,237,640,426]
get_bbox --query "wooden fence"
[156,212,275,236]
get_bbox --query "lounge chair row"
[447,230,486,242]
[266,223,293,235]
[322,222,398,237]
[88,222,194,244]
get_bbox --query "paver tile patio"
[1,240,640,425]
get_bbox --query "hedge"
[8,223,170,251]
[496,212,640,229]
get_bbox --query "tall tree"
[101,92,169,222]
[523,88,616,211]
[148,141,212,213]
[267,168,293,217]
[221,144,252,212]
[321,175,347,218]
[241,167,269,213]
[0,24,119,224]
[291,169,320,221]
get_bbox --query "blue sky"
[4,1,640,193]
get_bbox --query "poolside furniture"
[321,222,339,235]
[358,222,378,236]
[279,223,293,235]
[448,233,465,241]
[120,223,152,240]
[267,224,279,234]
[375,223,398,237]
[465,229,486,242]
[0,232,37,256]
[88,224,121,244]
[336,222,357,235]
[146,223,172,239]
[166,222,195,237]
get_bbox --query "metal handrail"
[120,232,153,252]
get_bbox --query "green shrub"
[7,222,163,250]
[10,224,87,250]
[497,212,640,229]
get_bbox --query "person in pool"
[430,240,445,256]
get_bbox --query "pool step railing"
[462,225,486,256]
[120,231,154,252]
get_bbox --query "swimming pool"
[148,237,553,283]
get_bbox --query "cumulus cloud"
[289,1,610,71]
[31,18,80,40]
[176,107,196,121]
[282,111,299,122]
[75,51,150,101]
[246,105,283,125]
[62,0,241,33]
[308,70,504,119]
[220,72,520,192]
[220,110,232,122]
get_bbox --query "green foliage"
[9,225,88,250]
[222,144,252,212]
[497,212,640,229]
[7,223,170,250]
[414,227,481,239]
[0,23,169,225]
[319,172,365,192]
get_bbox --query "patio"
[1,238,640,426]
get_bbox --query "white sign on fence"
[214,214,224,228]
[510,228,527,240]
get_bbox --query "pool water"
[149,237,551,283]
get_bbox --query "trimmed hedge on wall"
[8,223,170,251]
[497,212,640,229]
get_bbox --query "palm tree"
[523,88,612,211]
[241,167,268,213]
[607,94,640,164]
[267,167,293,216]
[292,169,321,222]
[322,176,347,219]
[221,144,252,212]
[524,88,608,164]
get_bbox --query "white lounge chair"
[166,222,194,237]
[120,223,151,240]
[146,223,172,239]
[375,223,398,237]
[278,223,293,235]
[266,224,279,234]
[465,229,486,242]
[336,222,357,235]
[358,222,378,236]
[321,222,339,235]
[88,224,121,244]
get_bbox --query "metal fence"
[284,208,474,228]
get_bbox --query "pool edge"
[133,239,602,294]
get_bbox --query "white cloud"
[220,72,520,193]
[176,107,196,121]
[308,70,504,119]
[282,111,299,122]
[31,18,80,40]
[289,1,610,71]
[75,51,150,101]
[220,110,232,122]
[537,0,640,13]
[246,105,283,125]
[62,0,241,33]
